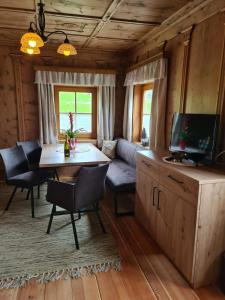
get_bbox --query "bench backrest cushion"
[116,139,142,168]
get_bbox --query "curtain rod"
[33,65,117,74]
[126,52,164,73]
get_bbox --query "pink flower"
[69,112,73,132]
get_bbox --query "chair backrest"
[75,164,109,210]
[16,140,42,165]
[116,138,143,168]
[0,146,29,180]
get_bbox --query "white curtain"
[123,58,168,150]
[150,78,168,150]
[123,85,134,141]
[124,59,167,86]
[35,71,116,144]
[35,71,115,86]
[98,86,115,146]
[37,84,57,144]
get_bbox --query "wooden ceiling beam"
[110,18,160,26]
[83,0,124,48]
[0,6,34,13]
[0,26,137,41]
[0,6,160,27]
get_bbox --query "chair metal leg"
[55,169,59,181]
[78,211,81,219]
[5,186,17,211]
[95,203,106,233]
[71,213,79,249]
[37,185,40,199]
[26,189,30,200]
[30,187,35,218]
[47,204,56,234]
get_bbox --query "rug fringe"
[0,259,121,289]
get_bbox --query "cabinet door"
[170,194,196,281]
[135,169,152,230]
[155,184,174,257]
[136,169,157,235]
[156,184,196,281]
[147,182,158,238]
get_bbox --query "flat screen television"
[169,113,219,163]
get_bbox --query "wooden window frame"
[54,85,97,140]
[132,82,154,142]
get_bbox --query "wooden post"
[216,11,225,155]
[11,54,25,141]
[179,25,195,113]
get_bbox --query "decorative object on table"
[0,184,121,289]
[64,135,70,158]
[141,127,149,146]
[63,112,84,150]
[20,0,77,56]
[102,140,117,159]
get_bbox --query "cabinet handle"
[157,190,161,210]
[168,175,184,185]
[152,187,157,206]
[142,160,152,168]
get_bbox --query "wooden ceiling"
[0,0,197,52]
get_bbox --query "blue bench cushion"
[106,159,136,192]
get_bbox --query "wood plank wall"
[128,11,225,151]
[0,47,126,149]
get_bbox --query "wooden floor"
[0,196,225,300]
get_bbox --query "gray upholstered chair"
[46,164,109,249]
[0,146,50,217]
[17,140,59,178]
[16,140,42,169]
[17,140,59,200]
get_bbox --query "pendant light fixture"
[20,45,41,55]
[20,0,77,57]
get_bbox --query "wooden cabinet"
[135,150,225,288]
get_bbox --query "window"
[141,85,153,139]
[54,86,97,139]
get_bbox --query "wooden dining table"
[39,143,111,168]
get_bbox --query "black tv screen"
[170,113,219,162]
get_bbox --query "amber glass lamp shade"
[20,32,44,48]
[57,39,77,56]
[20,46,40,55]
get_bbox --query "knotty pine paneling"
[165,34,185,147]
[185,13,225,114]
[0,46,17,148]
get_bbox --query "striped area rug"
[0,184,120,289]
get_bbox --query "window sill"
[134,141,149,149]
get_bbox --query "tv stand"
[135,150,225,288]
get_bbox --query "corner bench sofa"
[106,138,142,216]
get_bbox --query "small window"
[54,86,97,139]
